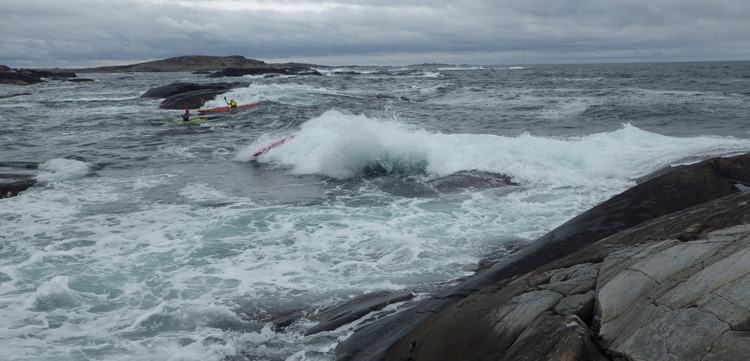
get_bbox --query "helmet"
[185,109,189,112]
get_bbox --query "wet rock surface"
[333,153,750,361]
[0,163,39,199]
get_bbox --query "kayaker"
[228,99,237,109]
[182,109,190,121]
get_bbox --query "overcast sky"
[2,0,749,68]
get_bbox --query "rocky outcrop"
[334,153,750,361]
[305,291,415,336]
[0,66,77,85]
[140,82,239,99]
[0,71,44,85]
[159,89,231,109]
[0,164,38,199]
[380,194,750,361]
[0,177,36,199]
[140,82,251,109]
[428,170,519,192]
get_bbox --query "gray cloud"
[1,0,748,67]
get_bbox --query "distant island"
[0,55,322,85]
[72,55,321,73]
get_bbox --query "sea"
[2,61,750,361]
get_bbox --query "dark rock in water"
[140,82,237,99]
[335,153,750,361]
[0,172,36,199]
[25,69,77,78]
[159,89,229,109]
[0,92,31,99]
[296,70,324,76]
[428,170,519,192]
[0,67,77,85]
[0,180,36,199]
[142,82,251,109]
[269,309,308,331]
[0,70,44,85]
[67,78,94,82]
[473,241,526,273]
[209,66,317,78]
[305,291,414,336]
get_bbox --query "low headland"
[0,55,321,86]
[0,55,322,108]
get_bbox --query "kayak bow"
[198,101,260,113]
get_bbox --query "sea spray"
[242,113,750,192]
[36,158,92,183]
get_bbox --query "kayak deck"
[149,117,212,125]
[198,101,260,113]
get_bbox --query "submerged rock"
[0,166,37,199]
[0,178,36,199]
[305,291,414,336]
[335,153,750,361]
[428,170,519,192]
[0,92,31,99]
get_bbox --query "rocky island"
[72,55,319,76]
[1,55,321,108]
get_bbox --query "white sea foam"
[5,62,750,361]
[202,83,337,108]
[242,111,750,188]
[437,66,487,71]
[36,158,93,183]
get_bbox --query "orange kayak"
[198,101,260,113]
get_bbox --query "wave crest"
[36,158,93,183]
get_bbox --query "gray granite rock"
[335,153,750,361]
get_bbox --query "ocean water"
[2,61,750,361]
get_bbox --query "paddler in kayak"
[227,99,237,109]
[182,109,190,121]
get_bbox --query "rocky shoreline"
[325,153,750,361]
[1,55,320,108]
[5,56,750,359]
[4,150,750,360]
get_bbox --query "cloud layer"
[2,0,749,67]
